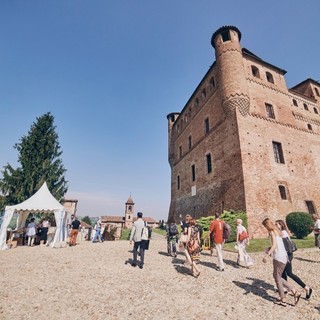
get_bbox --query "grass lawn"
[223,236,315,253]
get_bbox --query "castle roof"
[101,215,125,223]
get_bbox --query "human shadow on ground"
[198,260,217,270]
[158,251,169,256]
[172,264,192,276]
[232,277,275,302]
[294,257,319,263]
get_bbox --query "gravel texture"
[0,235,319,320]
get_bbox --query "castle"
[167,26,320,237]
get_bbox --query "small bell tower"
[124,195,134,228]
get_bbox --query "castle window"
[179,145,182,158]
[206,153,212,174]
[303,103,309,111]
[202,89,206,99]
[251,66,260,78]
[210,77,215,89]
[305,200,316,215]
[265,103,275,119]
[272,141,285,164]
[307,124,313,131]
[314,107,319,114]
[188,135,192,150]
[191,164,196,182]
[279,185,287,200]
[195,98,199,107]
[204,117,210,134]
[293,99,298,107]
[221,30,230,42]
[177,175,180,190]
[128,215,130,220]
[128,205,132,212]
[266,72,274,84]
[315,87,320,97]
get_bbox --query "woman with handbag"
[262,218,301,307]
[186,218,201,278]
[276,220,313,300]
[236,219,253,268]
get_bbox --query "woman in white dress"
[236,219,253,267]
[26,218,36,246]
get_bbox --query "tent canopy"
[0,182,67,250]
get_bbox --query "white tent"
[0,182,68,250]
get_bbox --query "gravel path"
[0,237,319,320]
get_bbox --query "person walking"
[186,218,201,277]
[166,218,179,257]
[39,218,50,246]
[262,218,301,307]
[129,212,148,269]
[69,215,81,246]
[210,213,225,271]
[276,219,313,300]
[236,219,253,268]
[26,218,36,247]
[92,217,103,243]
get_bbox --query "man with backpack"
[166,218,179,257]
[209,212,226,271]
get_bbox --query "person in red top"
[210,212,225,271]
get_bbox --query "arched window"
[251,65,260,78]
[292,99,298,107]
[313,107,319,114]
[209,77,215,89]
[266,72,274,84]
[279,185,287,200]
[315,87,320,97]
[194,98,199,107]
[201,88,206,99]
[304,103,309,111]
[307,124,313,131]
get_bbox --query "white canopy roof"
[6,182,64,213]
[0,182,67,249]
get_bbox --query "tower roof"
[126,195,134,204]
[211,25,241,48]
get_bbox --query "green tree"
[0,112,68,208]
[81,216,92,226]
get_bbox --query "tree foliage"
[0,112,68,208]
[286,212,314,239]
[81,216,92,226]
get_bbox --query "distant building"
[167,25,320,237]
[63,199,78,215]
[101,195,158,229]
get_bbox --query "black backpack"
[168,223,178,236]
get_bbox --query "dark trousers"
[282,253,306,288]
[133,241,145,266]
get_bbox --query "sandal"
[274,300,287,307]
[293,291,301,306]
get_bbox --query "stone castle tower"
[124,195,134,229]
[167,25,320,237]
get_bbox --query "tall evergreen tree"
[0,112,68,207]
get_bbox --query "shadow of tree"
[232,277,275,302]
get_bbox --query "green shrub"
[196,210,247,242]
[286,212,314,239]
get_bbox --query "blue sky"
[0,1,319,220]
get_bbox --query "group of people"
[26,217,52,246]
[165,213,253,277]
[163,213,314,307]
